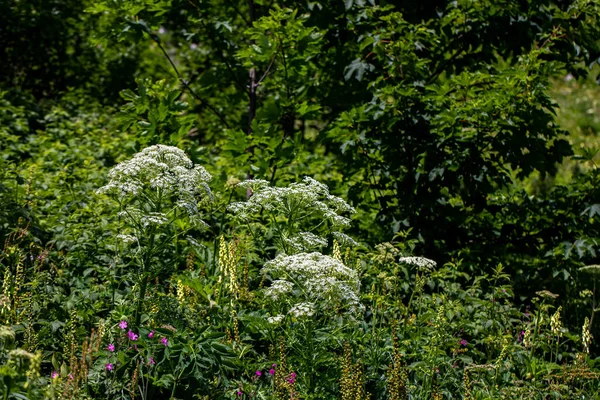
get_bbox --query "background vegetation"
[2,0,600,398]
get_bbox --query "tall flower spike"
[582,317,592,354]
[550,306,562,338]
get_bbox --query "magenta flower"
[107,343,115,352]
[237,391,242,397]
[106,363,114,371]
[161,337,168,346]
[460,339,467,347]
[149,357,155,365]
[51,371,59,379]
[128,330,139,341]
[256,370,262,377]
[287,372,296,384]
[148,330,155,338]
[119,320,128,330]
[269,368,275,376]
[272,363,276,367]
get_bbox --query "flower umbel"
[263,252,363,318]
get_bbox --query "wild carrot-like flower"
[97,145,213,231]
[119,320,128,330]
[398,256,437,270]
[267,315,284,324]
[229,177,356,254]
[263,252,363,318]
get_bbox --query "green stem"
[307,320,314,394]
[135,276,148,328]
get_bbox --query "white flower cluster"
[398,256,437,270]
[267,314,285,324]
[288,302,316,318]
[116,234,137,244]
[283,232,328,253]
[263,252,363,317]
[97,145,212,228]
[229,177,355,229]
[332,231,358,247]
[98,144,211,205]
[264,279,294,300]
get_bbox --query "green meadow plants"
[1,140,600,399]
[97,144,213,326]
[5,0,600,397]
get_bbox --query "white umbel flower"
[97,144,211,206]
[398,256,437,270]
[267,314,285,324]
[288,302,316,318]
[264,279,295,300]
[283,232,328,253]
[229,176,355,228]
[97,145,212,230]
[263,252,363,317]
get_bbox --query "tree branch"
[151,34,231,129]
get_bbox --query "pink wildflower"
[269,368,275,376]
[161,337,168,346]
[106,363,114,371]
[149,357,155,365]
[128,330,139,341]
[256,370,262,377]
[51,371,59,379]
[460,339,467,346]
[287,372,296,384]
[148,330,154,338]
[119,320,127,330]
[107,343,115,352]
